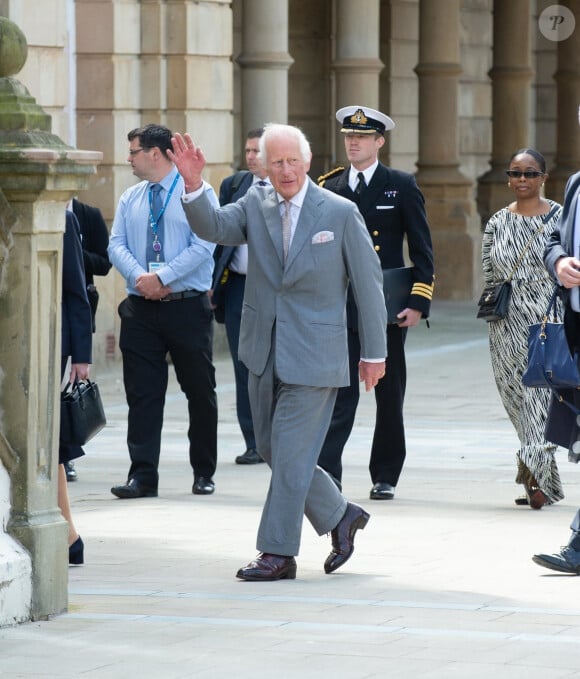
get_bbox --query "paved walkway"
[1,300,580,678]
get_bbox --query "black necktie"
[355,172,366,197]
[257,180,267,186]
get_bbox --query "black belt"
[131,290,203,302]
[160,290,203,302]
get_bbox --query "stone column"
[477,0,532,225]
[236,0,294,135]
[165,0,235,189]
[0,18,101,621]
[548,0,580,201]
[333,0,383,163]
[74,0,141,222]
[414,0,481,299]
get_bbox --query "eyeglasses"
[129,148,147,157]
[505,170,544,179]
[269,158,303,170]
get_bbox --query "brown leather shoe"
[324,502,370,574]
[236,553,297,581]
[528,488,548,510]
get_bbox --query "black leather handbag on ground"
[60,378,106,446]
[522,287,580,390]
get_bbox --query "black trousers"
[118,294,217,488]
[317,323,407,486]
[223,272,256,450]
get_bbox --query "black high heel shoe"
[69,536,84,565]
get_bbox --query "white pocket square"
[311,230,334,244]
[377,205,395,210]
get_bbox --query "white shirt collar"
[277,177,309,210]
[349,160,378,190]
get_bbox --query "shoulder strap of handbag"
[505,221,545,282]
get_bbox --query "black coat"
[320,163,435,321]
[62,211,92,364]
[211,171,253,321]
[72,198,111,286]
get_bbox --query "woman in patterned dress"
[482,148,563,509]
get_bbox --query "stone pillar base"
[8,510,68,620]
[0,534,31,626]
[0,466,32,627]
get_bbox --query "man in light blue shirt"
[108,123,219,499]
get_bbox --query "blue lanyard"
[148,173,180,234]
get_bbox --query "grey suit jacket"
[182,178,387,387]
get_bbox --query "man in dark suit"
[170,123,387,581]
[213,128,268,465]
[534,170,580,574]
[71,198,112,331]
[317,105,435,500]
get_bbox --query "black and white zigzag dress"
[482,201,563,503]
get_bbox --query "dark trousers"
[317,323,407,486]
[223,272,255,450]
[118,294,217,488]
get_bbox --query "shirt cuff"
[360,357,385,363]
[182,180,208,203]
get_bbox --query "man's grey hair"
[258,123,312,165]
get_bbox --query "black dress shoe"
[324,502,370,574]
[532,547,580,574]
[235,448,264,465]
[111,478,158,499]
[65,461,77,482]
[192,476,215,495]
[236,553,297,581]
[69,536,84,565]
[370,482,395,500]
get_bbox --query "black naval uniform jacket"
[319,162,434,325]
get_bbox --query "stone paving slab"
[1,300,580,678]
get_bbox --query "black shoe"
[235,448,264,465]
[236,553,297,581]
[370,482,395,500]
[324,502,370,574]
[69,536,84,565]
[192,476,215,495]
[532,546,580,574]
[65,461,77,482]
[111,478,158,499]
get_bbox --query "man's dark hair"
[247,127,264,139]
[127,124,173,159]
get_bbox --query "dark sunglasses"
[506,170,544,179]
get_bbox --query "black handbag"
[522,287,580,390]
[476,281,512,321]
[60,378,106,446]
[477,222,545,322]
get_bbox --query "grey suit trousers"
[249,347,347,556]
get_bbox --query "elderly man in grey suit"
[169,123,387,581]
[534,169,580,575]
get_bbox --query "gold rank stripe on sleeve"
[317,166,345,187]
[411,281,434,300]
